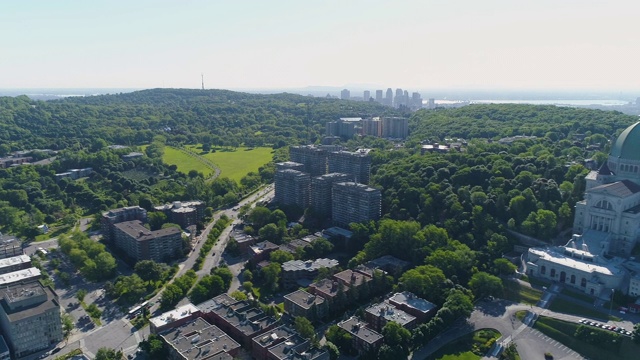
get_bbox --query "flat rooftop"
[0,267,41,286]
[196,294,237,314]
[282,258,339,272]
[366,302,416,327]
[252,325,297,349]
[267,334,307,360]
[333,269,371,287]
[0,282,58,322]
[338,317,383,344]
[389,292,437,313]
[161,317,239,360]
[283,290,325,310]
[0,254,30,269]
[150,303,199,329]
[114,220,180,241]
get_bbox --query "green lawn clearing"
[549,296,619,321]
[427,329,501,360]
[194,146,274,183]
[163,147,215,177]
[501,279,543,305]
[533,316,639,360]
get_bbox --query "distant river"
[471,99,629,106]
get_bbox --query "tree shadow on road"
[474,298,510,317]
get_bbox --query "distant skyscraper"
[385,88,393,107]
[394,88,403,108]
[375,90,383,104]
[428,98,436,109]
[340,89,350,100]
[412,92,422,109]
[363,90,370,102]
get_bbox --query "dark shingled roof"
[598,162,614,176]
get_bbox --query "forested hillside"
[0,89,401,153]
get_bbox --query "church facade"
[526,122,640,297]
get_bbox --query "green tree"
[259,223,282,243]
[94,252,117,280]
[399,265,446,304]
[262,262,281,292]
[493,258,517,276]
[324,341,340,360]
[294,316,316,340]
[76,289,87,303]
[95,347,123,360]
[382,321,412,353]
[148,211,168,231]
[135,260,166,283]
[62,314,74,339]
[468,272,503,299]
[270,249,294,264]
[230,291,247,301]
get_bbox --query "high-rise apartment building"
[112,221,182,263]
[0,282,63,358]
[340,89,350,100]
[411,92,422,109]
[310,173,353,217]
[276,161,305,172]
[328,150,372,184]
[361,118,382,137]
[332,182,381,227]
[289,146,328,176]
[363,90,370,102]
[274,169,311,209]
[382,117,409,139]
[101,206,147,242]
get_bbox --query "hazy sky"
[1,0,639,90]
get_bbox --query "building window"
[570,274,576,284]
[550,268,556,278]
[581,278,586,287]
[541,266,546,275]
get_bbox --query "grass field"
[190,146,274,183]
[155,145,273,183]
[427,329,501,360]
[502,279,543,305]
[533,316,639,360]
[548,296,620,321]
[163,147,215,177]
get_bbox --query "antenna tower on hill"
[201,74,205,90]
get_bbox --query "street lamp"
[609,288,615,316]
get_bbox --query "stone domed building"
[527,122,640,298]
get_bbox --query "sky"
[1,0,639,91]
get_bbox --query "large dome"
[610,122,640,161]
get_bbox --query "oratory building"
[527,122,640,298]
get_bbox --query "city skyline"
[2,0,640,90]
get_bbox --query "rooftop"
[282,258,339,273]
[529,247,624,276]
[334,182,380,192]
[252,325,297,349]
[322,227,352,239]
[114,220,180,241]
[267,334,307,360]
[150,303,199,329]
[0,282,58,322]
[214,306,277,336]
[250,241,279,254]
[333,269,371,287]
[388,292,437,314]
[161,317,239,360]
[0,254,30,269]
[309,279,341,298]
[365,302,416,327]
[0,267,41,286]
[590,180,640,198]
[196,294,237,314]
[338,317,383,344]
[283,290,325,310]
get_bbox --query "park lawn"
[549,296,619,321]
[427,329,501,360]
[197,146,274,183]
[502,279,543,305]
[163,147,214,177]
[534,316,639,360]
